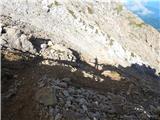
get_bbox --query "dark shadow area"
[1,47,160,120]
[29,36,50,52]
[118,64,160,80]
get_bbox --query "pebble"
[48,41,53,46]
[67,96,74,101]
[0,27,2,36]
[55,113,62,120]
[59,82,68,88]
[40,43,47,49]
[63,90,69,97]
[93,117,97,120]
[82,105,88,111]
[65,100,71,107]
[68,87,75,93]
[62,77,71,83]
[85,117,91,120]
[79,98,87,105]
[49,107,54,115]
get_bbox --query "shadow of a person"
[95,57,98,70]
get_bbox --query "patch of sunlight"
[101,70,122,81]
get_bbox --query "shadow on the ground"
[1,48,160,120]
[29,36,51,52]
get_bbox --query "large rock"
[0,26,36,53]
[35,87,57,106]
[41,43,76,61]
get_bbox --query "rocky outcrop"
[41,43,76,61]
[0,25,36,53]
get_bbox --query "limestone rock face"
[0,0,160,72]
[0,26,36,53]
[41,43,76,61]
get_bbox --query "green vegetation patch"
[54,1,60,6]
[115,4,123,14]
[129,22,145,28]
[109,39,114,46]
[68,9,77,19]
[87,6,94,14]
[131,52,135,57]
[47,1,61,8]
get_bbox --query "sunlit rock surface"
[0,0,160,72]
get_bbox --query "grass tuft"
[87,6,94,14]
[115,5,123,14]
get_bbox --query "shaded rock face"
[1,0,160,73]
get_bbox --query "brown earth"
[1,50,160,120]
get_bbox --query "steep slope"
[0,0,160,73]
[1,13,160,120]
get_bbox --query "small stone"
[84,117,91,120]
[93,117,97,120]
[62,77,71,83]
[94,101,98,105]
[0,28,2,36]
[49,107,54,115]
[59,98,65,105]
[55,113,62,120]
[67,96,74,101]
[82,105,88,111]
[48,41,53,46]
[93,112,100,118]
[107,106,116,113]
[35,87,57,106]
[59,82,68,88]
[52,85,62,90]
[156,106,160,112]
[65,100,71,107]
[149,105,156,112]
[41,43,47,49]
[76,89,82,94]
[63,90,69,97]
[68,87,75,93]
[54,105,60,113]
[155,106,160,116]
[80,88,85,92]
[53,79,61,85]
[79,98,87,105]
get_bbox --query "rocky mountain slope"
[1,0,160,72]
[0,0,160,120]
